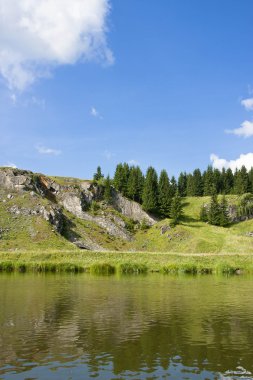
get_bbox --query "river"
[0,273,253,379]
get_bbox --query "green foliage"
[127,166,144,203]
[203,166,215,196]
[90,200,100,214]
[178,172,187,196]
[237,193,253,219]
[158,169,171,217]
[104,175,112,204]
[93,166,104,182]
[208,193,221,226]
[219,195,230,227]
[142,166,159,213]
[170,192,184,226]
[113,163,130,196]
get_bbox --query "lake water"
[1,273,253,379]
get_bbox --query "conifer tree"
[219,195,230,226]
[203,166,215,195]
[208,193,221,225]
[192,169,203,196]
[142,166,158,213]
[170,176,177,197]
[113,163,129,195]
[178,172,187,197]
[186,174,195,196]
[104,175,112,204]
[158,169,171,217]
[170,191,184,226]
[248,168,253,194]
[127,166,144,202]
[93,166,103,181]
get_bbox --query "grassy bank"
[0,251,253,275]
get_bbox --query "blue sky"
[0,0,253,178]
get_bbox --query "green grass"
[0,250,253,274]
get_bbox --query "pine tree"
[104,175,112,204]
[233,166,248,195]
[178,172,187,197]
[208,193,221,226]
[170,191,184,226]
[186,174,195,196]
[93,166,103,181]
[203,166,215,195]
[142,167,159,213]
[248,168,253,194]
[219,195,230,226]
[170,176,177,197]
[192,169,203,196]
[158,169,171,217]
[213,169,222,194]
[113,163,129,195]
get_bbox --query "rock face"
[0,167,156,250]
[0,168,33,191]
[8,204,65,233]
[112,191,156,226]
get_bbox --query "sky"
[0,0,253,179]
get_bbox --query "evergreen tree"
[158,169,171,217]
[208,193,221,226]
[203,166,215,195]
[186,174,195,196]
[233,166,249,195]
[223,168,234,194]
[192,169,203,196]
[170,192,184,226]
[168,175,177,198]
[127,166,144,202]
[248,168,253,193]
[178,172,187,197]
[113,163,129,195]
[104,175,112,204]
[219,195,230,226]
[213,168,222,194]
[93,166,103,181]
[142,166,159,213]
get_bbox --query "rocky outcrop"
[0,168,33,191]
[112,191,156,226]
[8,204,65,233]
[60,192,132,241]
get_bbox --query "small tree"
[219,195,230,226]
[142,167,159,213]
[158,169,171,217]
[170,192,183,226]
[104,175,112,204]
[208,193,221,226]
[93,166,103,181]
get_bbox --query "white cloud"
[91,107,99,117]
[1,162,17,168]
[225,120,253,138]
[210,153,253,172]
[36,145,61,156]
[241,98,253,111]
[0,0,113,91]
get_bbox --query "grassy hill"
[1,169,253,254]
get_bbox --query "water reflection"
[1,274,253,379]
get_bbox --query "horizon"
[1,0,253,178]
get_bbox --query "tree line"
[93,163,253,220]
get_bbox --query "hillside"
[1,167,253,253]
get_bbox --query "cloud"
[91,107,99,117]
[210,153,253,172]
[1,162,17,168]
[241,98,253,111]
[225,120,253,138]
[36,145,61,156]
[0,0,113,91]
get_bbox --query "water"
[1,273,253,379]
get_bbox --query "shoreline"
[0,250,253,275]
